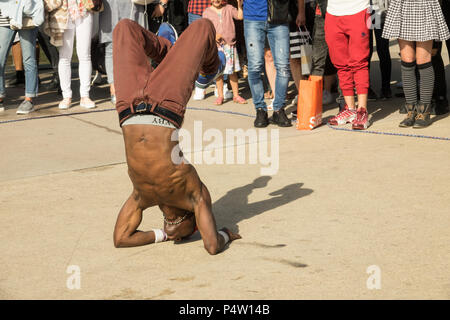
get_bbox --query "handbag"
[296,75,323,130]
[299,26,312,76]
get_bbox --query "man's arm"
[193,183,241,255]
[236,0,244,20]
[296,0,306,27]
[113,191,160,247]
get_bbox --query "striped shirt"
[0,9,10,27]
[187,0,210,16]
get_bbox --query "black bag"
[267,0,290,24]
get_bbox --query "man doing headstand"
[112,18,240,254]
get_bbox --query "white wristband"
[153,229,167,243]
[218,230,230,244]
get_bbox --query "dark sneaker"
[5,71,25,88]
[352,108,369,130]
[5,75,25,88]
[254,108,269,128]
[367,87,378,101]
[380,87,392,100]
[157,22,178,45]
[270,109,292,127]
[16,100,34,114]
[195,51,226,89]
[431,96,449,115]
[413,102,431,129]
[399,103,416,127]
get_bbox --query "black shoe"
[43,75,60,91]
[413,102,432,128]
[270,109,292,127]
[431,96,449,115]
[254,108,269,128]
[5,71,25,88]
[380,87,392,100]
[367,87,378,101]
[399,103,416,128]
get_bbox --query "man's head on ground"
[164,211,197,242]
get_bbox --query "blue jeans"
[188,13,202,25]
[105,41,114,84]
[244,20,290,111]
[0,27,39,98]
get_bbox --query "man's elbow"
[113,235,125,248]
[204,242,220,255]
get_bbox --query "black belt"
[118,102,183,128]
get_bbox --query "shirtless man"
[112,18,240,254]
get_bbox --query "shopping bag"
[297,75,323,130]
[299,26,313,76]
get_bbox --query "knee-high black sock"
[417,61,435,105]
[401,61,418,104]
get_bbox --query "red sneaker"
[328,105,357,125]
[352,108,369,130]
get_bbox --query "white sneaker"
[80,98,96,109]
[193,87,205,100]
[59,98,71,110]
[322,90,333,105]
[214,86,233,100]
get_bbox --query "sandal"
[214,96,224,105]
[233,95,247,104]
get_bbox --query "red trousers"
[325,9,370,96]
[113,18,219,127]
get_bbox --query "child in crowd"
[203,0,246,105]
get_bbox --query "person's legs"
[215,75,224,104]
[290,58,302,91]
[104,41,116,102]
[244,20,267,111]
[6,41,25,88]
[431,41,448,114]
[311,12,327,77]
[267,23,290,112]
[0,27,16,101]
[264,47,276,98]
[414,40,434,128]
[19,28,39,100]
[398,39,418,127]
[113,18,219,124]
[325,13,355,108]
[58,27,75,101]
[75,13,94,107]
[374,26,392,97]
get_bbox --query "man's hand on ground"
[220,227,242,242]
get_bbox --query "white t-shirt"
[327,0,370,16]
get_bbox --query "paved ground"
[0,43,449,300]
